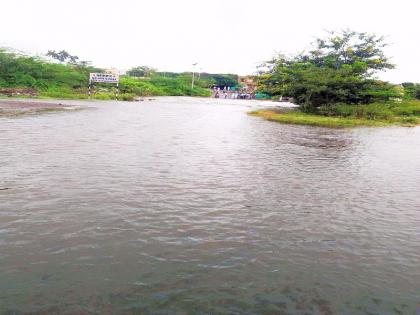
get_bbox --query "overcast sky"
[1,0,419,82]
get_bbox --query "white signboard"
[89,73,119,84]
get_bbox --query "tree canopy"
[258,30,398,110]
[402,82,420,100]
[0,49,91,89]
[127,66,156,77]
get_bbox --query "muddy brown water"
[0,97,419,314]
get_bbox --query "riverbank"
[0,100,81,117]
[249,100,420,128]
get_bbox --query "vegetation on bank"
[257,30,398,109]
[249,99,420,128]
[254,30,420,127]
[0,49,240,100]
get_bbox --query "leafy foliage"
[119,76,210,97]
[304,30,394,72]
[201,73,238,87]
[0,49,211,98]
[46,50,79,63]
[258,30,397,111]
[402,82,420,100]
[0,49,93,89]
[127,66,156,77]
[250,99,420,128]
[154,72,238,88]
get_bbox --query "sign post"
[89,72,120,100]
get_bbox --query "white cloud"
[1,0,419,82]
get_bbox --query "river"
[0,97,419,314]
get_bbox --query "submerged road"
[0,97,419,314]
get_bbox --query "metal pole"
[88,82,91,99]
[116,82,119,101]
[191,63,198,90]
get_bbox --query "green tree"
[46,50,79,63]
[402,82,420,100]
[303,30,394,72]
[127,66,156,77]
[258,30,396,111]
[207,74,238,87]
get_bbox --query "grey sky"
[1,0,419,82]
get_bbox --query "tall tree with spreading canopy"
[258,30,397,111]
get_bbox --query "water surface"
[1,97,419,314]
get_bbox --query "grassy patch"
[249,100,420,128]
[249,110,390,128]
[318,100,420,119]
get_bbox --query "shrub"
[317,101,420,121]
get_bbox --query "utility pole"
[191,62,198,89]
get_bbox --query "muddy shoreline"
[0,100,81,117]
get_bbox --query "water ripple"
[0,97,419,314]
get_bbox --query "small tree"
[127,66,156,78]
[46,50,91,68]
[46,50,79,64]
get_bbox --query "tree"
[402,82,420,100]
[258,30,396,110]
[303,30,394,72]
[127,66,156,77]
[207,74,238,87]
[46,50,79,64]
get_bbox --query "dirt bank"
[0,88,37,97]
[0,100,81,117]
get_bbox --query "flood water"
[1,97,419,314]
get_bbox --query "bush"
[118,93,135,101]
[318,100,420,121]
[402,82,420,100]
[361,104,393,119]
[390,101,420,116]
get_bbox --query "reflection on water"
[0,97,419,314]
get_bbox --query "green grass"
[249,110,390,128]
[319,100,420,119]
[38,89,135,101]
[249,100,420,128]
